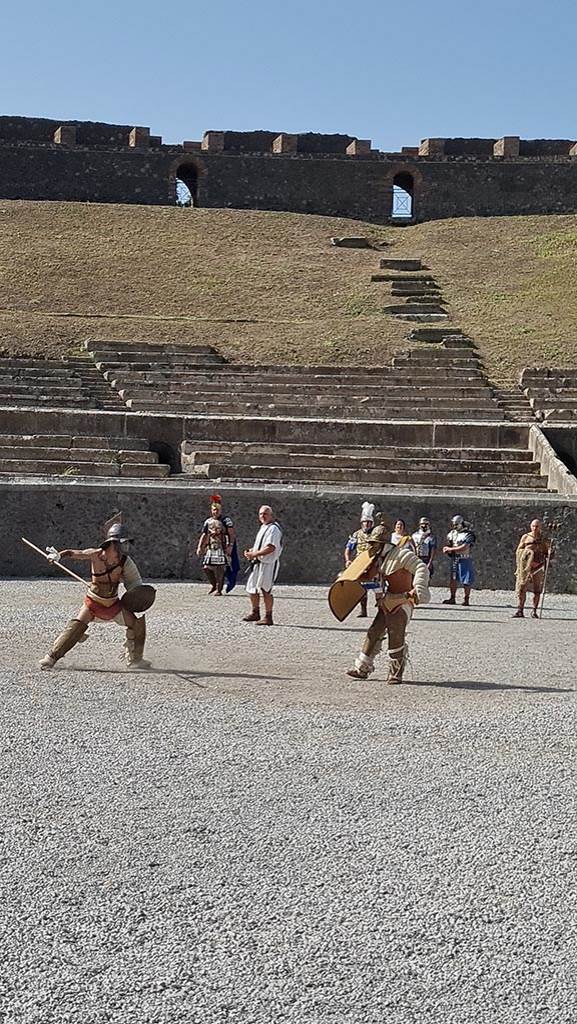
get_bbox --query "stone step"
[384,304,448,315]
[520,368,577,385]
[84,339,219,354]
[0,374,119,392]
[0,445,159,464]
[0,395,123,410]
[0,383,116,398]
[391,286,442,297]
[395,351,481,364]
[371,273,437,284]
[186,451,538,474]
[129,388,498,408]
[529,396,577,409]
[0,357,96,369]
[120,382,495,402]
[0,366,109,378]
[408,328,468,342]
[128,399,504,420]
[391,313,450,323]
[101,361,404,378]
[0,459,169,478]
[92,353,224,367]
[527,388,577,401]
[379,258,423,271]
[105,368,487,387]
[192,462,548,490]
[0,433,149,451]
[182,440,535,462]
[0,393,122,409]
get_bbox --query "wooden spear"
[21,537,88,587]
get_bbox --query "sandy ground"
[1,582,575,1023]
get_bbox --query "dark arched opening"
[175,163,198,207]
[391,172,414,219]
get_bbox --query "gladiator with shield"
[33,522,156,670]
[329,514,430,684]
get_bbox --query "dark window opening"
[392,172,414,219]
[175,164,198,207]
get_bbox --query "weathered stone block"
[183,141,202,152]
[401,146,419,156]
[330,236,371,248]
[569,142,577,158]
[346,139,371,156]
[129,127,150,148]
[53,125,76,147]
[418,138,446,157]
[494,136,520,158]
[201,131,225,152]
[272,134,298,154]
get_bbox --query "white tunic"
[246,523,283,594]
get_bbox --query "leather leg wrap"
[50,619,88,662]
[125,616,146,664]
[386,611,408,682]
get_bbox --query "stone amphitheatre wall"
[4,115,577,222]
[4,477,577,592]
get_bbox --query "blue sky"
[3,0,576,150]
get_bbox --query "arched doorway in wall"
[175,163,198,207]
[391,172,414,219]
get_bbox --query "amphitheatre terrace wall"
[4,477,577,592]
[3,115,577,222]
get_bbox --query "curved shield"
[328,579,367,622]
[338,549,378,584]
[121,585,157,613]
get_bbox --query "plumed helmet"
[360,501,375,524]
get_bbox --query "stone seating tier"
[188,463,547,491]
[182,440,536,463]
[181,439,547,491]
[118,383,495,402]
[0,357,123,410]
[104,369,488,387]
[0,434,169,479]
[129,399,504,420]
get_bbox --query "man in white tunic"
[243,505,283,626]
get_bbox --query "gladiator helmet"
[102,522,133,553]
[366,512,390,558]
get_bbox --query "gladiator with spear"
[23,518,156,670]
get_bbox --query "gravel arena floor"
[2,581,575,1024]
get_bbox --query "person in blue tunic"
[442,514,476,606]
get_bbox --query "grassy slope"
[1,201,577,383]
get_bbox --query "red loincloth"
[84,595,123,621]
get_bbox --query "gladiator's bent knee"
[50,619,88,663]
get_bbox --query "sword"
[21,537,88,587]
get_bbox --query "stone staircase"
[493,387,535,422]
[181,439,548,491]
[0,434,170,479]
[0,357,124,410]
[520,367,577,421]
[378,259,449,322]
